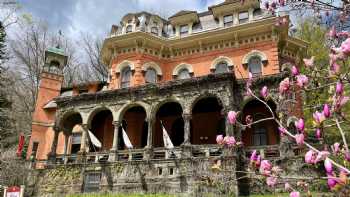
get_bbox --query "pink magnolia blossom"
[303,56,314,67]
[323,104,331,118]
[340,38,350,55]
[335,96,349,112]
[296,74,309,88]
[256,155,261,167]
[336,81,344,95]
[332,142,341,155]
[216,135,224,145]
[328,26,337,38]
[250,150,257,162]
[295,134,304,146]
[330,62,341,75]
[284,183,291,191]
[227,111,237,125]
[278,127,287,136]
[279,78,290,94]
[260,160,272,175]
[266,176,277,187]
[291,65,299,76]
[294,119,305,133]
[290,191,300,197]
[305,150,316,164]
[314,151,330,163]
[327,175,338,189]
[226,136,236,147]
[313,111,326,125]
[260,86,268,99]
[316,128,322,140]
[279,0,285,6]
[324,158,333,174]
[345,152,350,162]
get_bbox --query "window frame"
[145,67,157,83]
[151,27,159,35]
[239,11,249,24]
[248,56,262,76]
[223,15,233,27]
[126,25,133,33]
[214,61,230,74]
[180,25,189,36]
[120,66,132,88]
[177,68,191,79]
[252,113,268,146]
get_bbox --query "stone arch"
[150,98,184,120]
[172,63,194,76]
[240,99,279,146]
[58,110,83,132]
[242,50,268,65]
[87,106,115,129]
[191,95,225,144]
[190,93,225,112]
[115,60,135,73]
[117,101,150,122]
[210,56,233,70]
[142,62,163,76]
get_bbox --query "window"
[83,172,101,192]
[248,56,262,76]
[71,133,82,154]
[151,27,158,35]
[239,11,249,23]
[223,15,233,27]
[253,8,262,18]
[180,25,189,36]
[252,113,268,146]
[253,127,267,146]
[145,68,157,83]
[215,61,229,74]
[31,142,39,159]
[177,68,190,79]
[121,67,132,88]
[126,25,132,33]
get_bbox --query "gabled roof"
[208,0,241,9]
[169,10,197,19]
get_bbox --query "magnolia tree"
[214,0,350,196]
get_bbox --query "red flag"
[16,133,25,157]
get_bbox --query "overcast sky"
[15,0,224,39]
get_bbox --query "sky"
[14,0,224,39]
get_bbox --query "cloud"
[13,0,224,40]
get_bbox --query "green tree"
[295,18,350,143]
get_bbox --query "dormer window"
[126,25,132,33]
[121,66,132,88]
[239,11,249,24]
[253,8,262,18]
[128,19,132,24]
[153,21,158,26]
[223,15,233,27]
[151,27,159,35]
[177,68,191,79]
[180,25,189,36]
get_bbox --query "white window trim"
[115,60,135,74]
[210,56,234,70]
[242,50,268,66]
[142,62,163,76]
[172,63,194,77]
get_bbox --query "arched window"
[121,67,132,88]
[177,68,190,79]
[145,68,157,83]
[253,8,262,18]
[126,25,132,33]
[248,56,262,76]
[252,113,268,146]
[151,27,158,35]
[215,61,229,74]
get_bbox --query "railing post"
[77,124,88,163]
[109,121,120,162]
[48,125,60,164]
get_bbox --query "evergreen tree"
[0,20,13,149]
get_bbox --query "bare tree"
[79,33,108,82]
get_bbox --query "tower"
[28,47,67,161]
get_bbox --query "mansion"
[26,0,307,196]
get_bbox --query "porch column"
[109,121,120,162]
[80,124,88,153]
[63,133,69,164]
[182,113,192,145]
[144,117,154,160]
[48,125,60,163]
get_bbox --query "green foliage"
[295,18,350,143]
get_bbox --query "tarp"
[162,122,174,149]
[122,127,133,149]
[87,130,102,148]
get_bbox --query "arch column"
[144,117,154,160]
[109,121,121,162]
[48,125,60,163]
[79,124,89,153]
[63,131,70,164]
[182,113,192,145]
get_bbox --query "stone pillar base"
[108,150,118,162]
[181,144,192,158]
[143,147,153,160]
